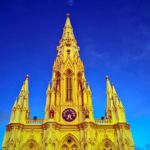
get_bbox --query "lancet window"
[66,70,72,101]
[55,72,61,92]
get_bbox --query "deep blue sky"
[0,0,150,149]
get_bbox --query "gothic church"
[2,14,134,150]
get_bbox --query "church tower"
[2,14,134,150]
[44,13,94,125]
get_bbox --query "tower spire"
[60,13,76,42]
[46,82,51,93]
[106,76,112,105]
[23,74,29,109]
[112,84,119,106]
[65,13,72,28]
[11,75,30,123]
[57,13,79,61]
[106,75,112,119]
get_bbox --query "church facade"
[2,14,134,150]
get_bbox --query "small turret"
[112,84,119,107]
[106,75,113,119]
[87,84,91,94]
[111,83,126,123]
[46,83,51,93]
[21,75,30,123]
[45,83,51,120]
[87,84,92,108]
[117,100,126,123]
[105,76,127,123]
[105,76,119,123]
[86,84,94,121]
[9,75,30,124]
[10,99,17,123]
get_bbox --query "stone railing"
[26,119,43,125]
[95,119,112,125]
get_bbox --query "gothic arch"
[60,133,79,150]
[99,138,115,150]
[22,139,39,150]
[8,139,15,148]
[55,71,61,92]
[65,69,73,101]
[55,71,61,78]
[77,72,82,78]
[63,56,74,73]
[65,69,73,76]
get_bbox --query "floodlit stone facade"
[2,14,134,150]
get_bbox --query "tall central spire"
[57,13,79,60]
[61,13,76,42]
[58,13,78,49]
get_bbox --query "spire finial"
[106,75,109,80]
[66,13,70,17]
[26,74,29,80]
[47,82,51,92]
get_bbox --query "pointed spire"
[87,84,91,94]
[23,74,29,109]
[106,75,113,119]
[61,13,76,42]
[17,95,23,107]
[119,100,124,108]
[117,99,126,122]
[112,84,120,107]
[112,84,118,97]
[12,98,18,109]
[24,74,29,93]
[47,83,51,93]
[106,75,112,97]
[10,98,18,123]
[17,75,29,109]
[65,13,72,28]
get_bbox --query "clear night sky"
[0,0,150,149]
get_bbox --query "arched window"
[66,70,72,101]
[55,72,61,92]
[102,141,113,150]
[61,135,79,150]
[62,144,69,150]
[22,140,39,150]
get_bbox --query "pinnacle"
[106,75,109,80]
[13,98,18,108]
[65,14,72,28]
[26,74,29,79]
[112,84,117,96]
[47,83,51,92]
[106,75,112,91]
[58,13,78,52]
[66,12,70,17]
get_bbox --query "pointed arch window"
[55,72,61,92]
[66,70,72,101]
[61,135,79,150]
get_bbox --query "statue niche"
[49,109,54,118]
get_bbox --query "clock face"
[62,108,76,122]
